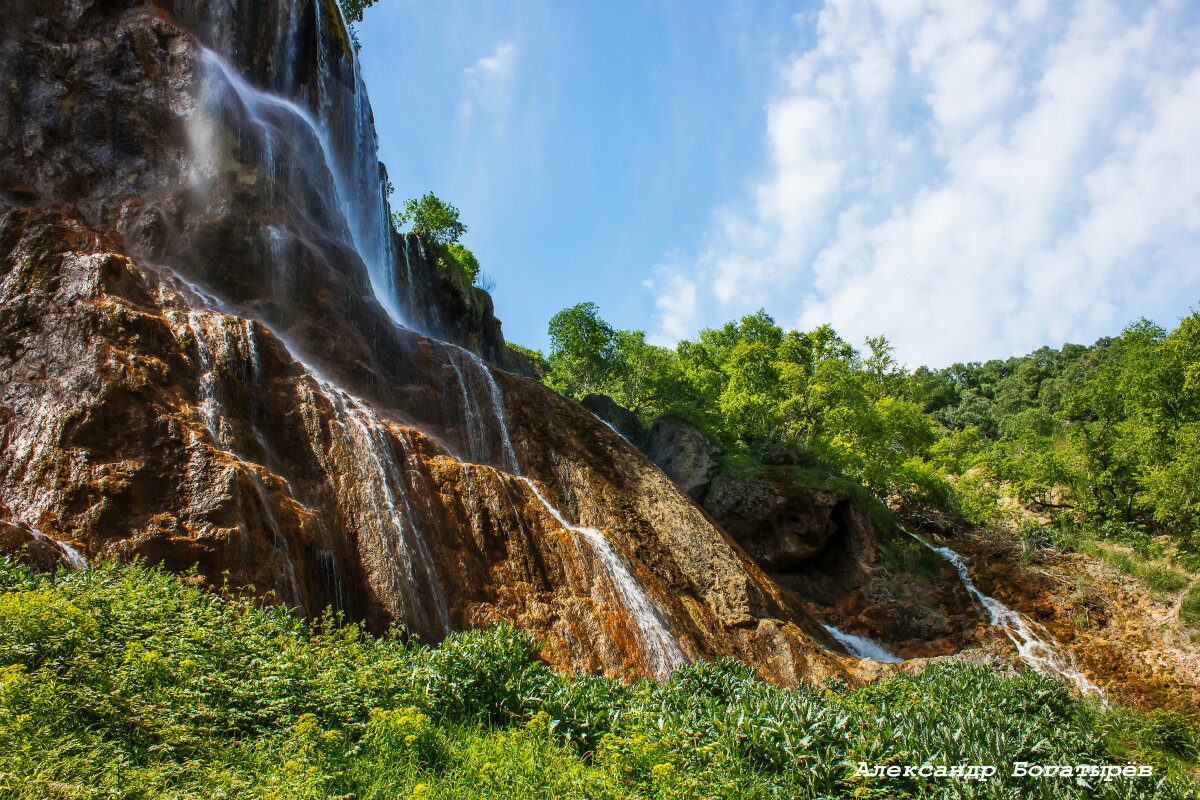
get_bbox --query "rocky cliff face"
[0,0,866,683]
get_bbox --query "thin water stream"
[905,527,1105,700]
[445,343,685,675]
[28,528,89,571]
[516,476,685,678]
[823,624,903,663]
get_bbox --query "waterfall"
[906,529,1105,700]
[245,469,306,614]
[445,344,520,474]
[175,1,683,670]
[305,379,451,637]
[315,549,345,615]
[28,528,89,571]
[823,624,902,663]
[443,343,683,676]
[184,311,308,607]
[191,37,404,325]
[592,414,632,444]
[517,476,685,678]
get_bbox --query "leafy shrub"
[363,706,449,768]
[412,623,548,724]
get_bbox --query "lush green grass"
[1,559,1196,799]
[1079,540,1197,606]
[1182,582,1200,634]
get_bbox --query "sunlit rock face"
[0,0,860,683]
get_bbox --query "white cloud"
[646,0,1200,366]
[459,40,518,137]
[644,254,699,346]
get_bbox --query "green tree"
[547,303,618,397]
[393,192,467,245]
[339,0,377,24]
[337,0,378,50]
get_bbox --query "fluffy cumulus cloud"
[459,40,518,136]
[646,0,1200,366]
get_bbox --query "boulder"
[580,393,641,444]
[646,415,720,500]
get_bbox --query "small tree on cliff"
[337,0,378,50]
[393,192,467,245]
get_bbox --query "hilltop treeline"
[525,304,1200,558]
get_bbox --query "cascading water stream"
[822,624,902,663]
[590,413,632,444]
[28,528,89,571]
[444,344,521,473]
[516,476,685,678]
[193,43,404,324]
[904,528,1105,700]
[312,380,451,637]
[444,345,685,676]
[315,549,346,616]
[246,471,306,614]
[183,311,309,606]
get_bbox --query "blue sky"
[357,0,1200,368]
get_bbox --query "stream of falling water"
[905,528,1105,700]
[446,345,521,473]
[318,381,452,637]
[445,344,685,676]
[823,624,902,663]
[516,476,685,678]
[194,44,404,324]
[28,528,89,571]
[184,311,309,608]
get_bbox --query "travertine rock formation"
[0,0,865,683]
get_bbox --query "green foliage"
[446,243,480,282]
[336,0,377,52]
[393,192,468,245]
[436,242,488,289]
[2,559,1195,798]
[543,305,949,506]
[508,343,550,379]
[1181,582,1200,631]
[338,0,377,24]
[547,302,619,397]
[539,298,1200,556]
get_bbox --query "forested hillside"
[526,304,1200,562]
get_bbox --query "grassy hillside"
[1,559,1195,799]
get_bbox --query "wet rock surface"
[580,393,640,444]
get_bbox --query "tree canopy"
[393,192,468,245]
[533,301,1200,558]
